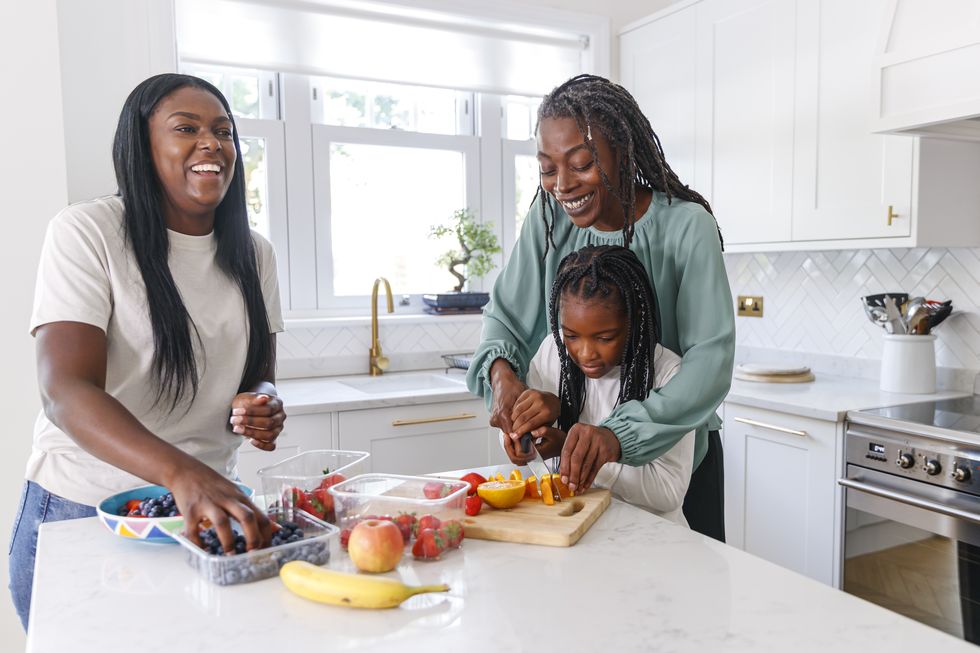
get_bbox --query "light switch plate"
[737,295,764,317]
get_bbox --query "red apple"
[347,520,404,573]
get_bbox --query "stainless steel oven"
[843,397,980,644]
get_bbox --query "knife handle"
[519,433,533,455]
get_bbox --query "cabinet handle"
[391,413,477,427]
[887,205,899,226]
[733,417,807,437]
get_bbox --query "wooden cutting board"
[463,488,611,547]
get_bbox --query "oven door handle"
[838,477,980,524]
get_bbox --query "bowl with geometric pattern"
[96,482,253,544]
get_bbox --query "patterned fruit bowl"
[96,482,254,544]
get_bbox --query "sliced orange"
[476,480,526,509]
[539,474,574,499]
[510,469,523,482]
[524,476,540,499]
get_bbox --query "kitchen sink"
[338,373,465,395]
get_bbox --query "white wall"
[508,0,673,77]
[0,0,68,647]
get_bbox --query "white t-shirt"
[28,195,285,506]
[521,336,695,526]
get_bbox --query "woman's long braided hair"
[534,74,722,254]
[549,245,661,434]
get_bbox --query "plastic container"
[257,449,369,522]
[880,334,937,394]
[171,508,337,586]
[328,474,469,534]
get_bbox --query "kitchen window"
[175,0,605,316]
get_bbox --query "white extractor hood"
[875,0,980,140]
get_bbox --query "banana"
[279,561,450,609]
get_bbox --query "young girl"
[502,245,695,525]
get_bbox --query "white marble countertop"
[276,369,474,415]
[726,373,970,421]
[28,491,972,652]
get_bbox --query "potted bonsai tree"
[424,208,501,313]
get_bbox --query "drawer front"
[339,398,489,440]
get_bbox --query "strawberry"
[318,473,346,491]
[423,481,451,500]
[459,472,487,496]
[412,528,446,561]
[465,495,483,516]
[285,486,307,508]
[441,520,464,548]
[339,528,352,550]
[414,514,441,537]
[393,513,416,544]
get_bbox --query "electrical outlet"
[737,295,764,317]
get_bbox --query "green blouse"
[466,191,735,468]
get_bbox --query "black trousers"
[682,429,725,542]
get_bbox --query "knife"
[519,433,557,501]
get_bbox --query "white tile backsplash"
[277,315,483,378]
[726,247,980,387]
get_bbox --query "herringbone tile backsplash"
[726,248,980,370]
[278,247,980,379]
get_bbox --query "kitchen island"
[28,493,973,652]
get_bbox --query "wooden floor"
[845,535,967,638]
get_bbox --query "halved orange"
[476,480,526,509]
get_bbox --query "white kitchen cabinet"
[723,402,841,586]
[338,398,493,475]
[694,0,796,246]
[790,0,980,247]
[620,7,697,187]
[236,411,334,491]
[620,0,980,252]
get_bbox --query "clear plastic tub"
[256,449,369,523]
[171,508,337,586]
[328,474,469,535]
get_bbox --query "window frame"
[309,124,481,313]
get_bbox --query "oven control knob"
[953,465,972,483]
[896,453,915,469]
[924,459,942,476]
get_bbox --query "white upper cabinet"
[620,0,980,252]
[694,0,795,245]
[792,0,914,241]
[620,8,697,187]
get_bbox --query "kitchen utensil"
[904,298,930,335]
[883,295,907,334]
[519,433,559,503]
[926,302,953,332]
[863,292,909,309]
[463,488,611,547]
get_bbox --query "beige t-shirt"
[28,195,285,506]
[524,336,695,526]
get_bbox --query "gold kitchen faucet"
[370,277,394,376]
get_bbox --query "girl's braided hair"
[549,245,660,434]
[533,74,723,255]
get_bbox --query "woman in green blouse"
[466,75,734,540]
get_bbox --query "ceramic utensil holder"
[880,334,936,394]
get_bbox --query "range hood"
[875,0,980,140]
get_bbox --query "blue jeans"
[8,481,96,630]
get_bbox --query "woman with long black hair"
[8,74,285,628]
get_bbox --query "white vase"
[879,334,936,394]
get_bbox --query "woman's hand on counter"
[560,424,621,493]
[230,392,286,451]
